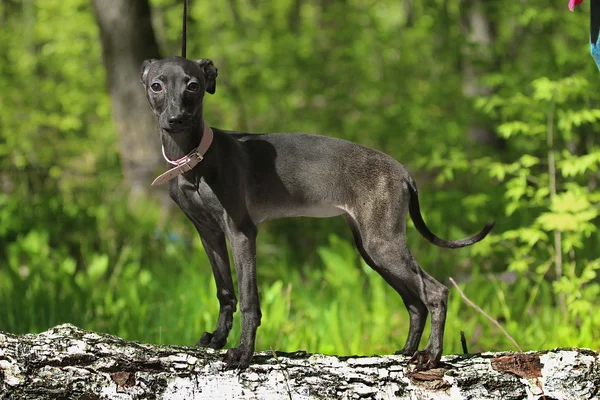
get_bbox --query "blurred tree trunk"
[288,0,302,33]
[460,0,504,150]
[92,0,165,202]
[0,0,17,22]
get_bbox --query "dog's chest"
[170,176,224,226]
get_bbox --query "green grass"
[2,226,598,357]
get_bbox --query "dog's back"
[218,130,411,224]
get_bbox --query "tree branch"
[1,324,598,399]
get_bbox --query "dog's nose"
[168,115,184,125]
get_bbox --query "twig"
[270,349,293,400]
[448,277,522,352]
[449,277,545,395]
[460,331,469,354]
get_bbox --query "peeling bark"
[0,324,598,399]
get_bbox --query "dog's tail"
[407,179,494,249]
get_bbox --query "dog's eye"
[150,82,163,92]
[187,82,200,92]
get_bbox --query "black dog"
[140,56,493,370]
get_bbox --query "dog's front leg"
[196,232,237,349]
[223,220,261,369]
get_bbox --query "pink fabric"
[569,0,585,11]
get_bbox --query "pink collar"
[151,124,214,186]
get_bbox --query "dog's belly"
[289,204,345,218]
[251,204,345,223]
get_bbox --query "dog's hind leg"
[346,216,428,356]
[351,219,448,369]
[408,268,448,370]
[397,298,428,356]
[344,179,449,369]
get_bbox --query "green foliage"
[474,74,600,340]
[2,229,595,355]
[1,0,599,356]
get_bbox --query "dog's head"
[140,56,218,133]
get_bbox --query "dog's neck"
[160,123,212,164]
[150,120,214,186]
[160,118,208,161]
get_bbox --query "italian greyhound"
[140,55,493,370]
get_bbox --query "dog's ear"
[195,58,218,94]
[141,59,158,85]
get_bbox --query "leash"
[151,0,215,186]
[182,0,188,58]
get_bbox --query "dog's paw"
[395,347,416,357]
[196,331,227,349]
[223,346,254,370]
[408,350,440,371]
[197,332,213,347]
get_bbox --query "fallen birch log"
[0,324,598,399]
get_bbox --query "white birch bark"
[1,324,598,399]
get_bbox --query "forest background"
[1,0,599,357]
